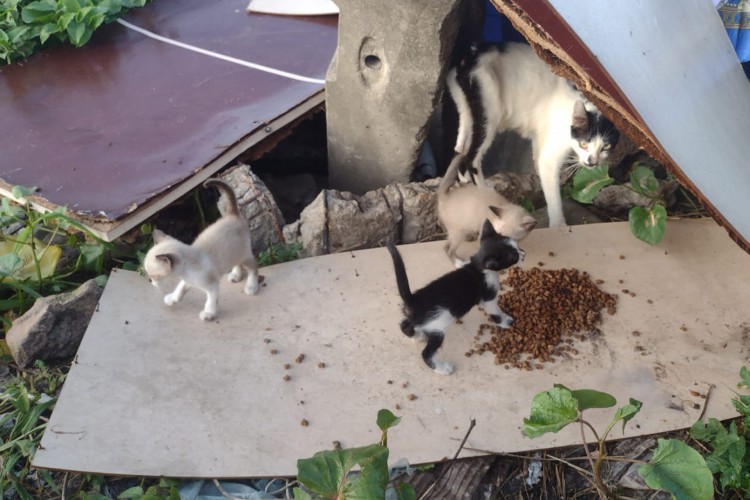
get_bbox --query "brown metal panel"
[0,0,336,230]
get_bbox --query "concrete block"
[326,0,463,193]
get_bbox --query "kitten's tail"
[386,240,413,305]
[204,178,240,217]
[437,152,467,198]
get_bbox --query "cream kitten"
[437,152,536,265]
[144,178,260,321]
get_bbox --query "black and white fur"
[445,42,620,227]
[387,220,523,375]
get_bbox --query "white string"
[116,19,326,85]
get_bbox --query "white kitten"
[437,152,536,265]
[144,178,260,321]
[445,42,620,227]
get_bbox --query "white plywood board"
[547,0,750,246]
[34,219,750,478]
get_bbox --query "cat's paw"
[491,313,514,329]
[199,310,216,321]
[164,294,179,306]
[228,268,245,283]
[433,361,455,375]
[244,278,260,295]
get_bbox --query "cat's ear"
[522,215,537,231]
[489,205,503,218]
[156,253,177,269]
[153,229,169,244]
[480,219,495,240]
[572,100,588,129]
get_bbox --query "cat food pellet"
[647,299,653,304]
[402,382,408,389]
[680,324,688,332]
[300,419,309,427]
[619,255,625,260]
[629,292,636,297]
[284,364,291,370]
[469,267,617,369]
[283,374,291,382]
[332,440,341,449]
[622,289,630,294]
[270,349,278,355]
[632,331,641,337]
[548,251,555,257]
[264,338,271,343]
[295,354,305,363]
[318,362,326,368]
[407,394,417,401]
[387,380,393,384]
[395,403,401,410]
[618,279,624,284]
[537,261,545,267]
[595,279,604,285]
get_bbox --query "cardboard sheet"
[33,219,750,478]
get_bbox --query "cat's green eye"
[602,144,611,151]
[579,141,589,149]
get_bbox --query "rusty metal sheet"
[0,0,336,240]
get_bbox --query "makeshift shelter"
[26,0,750,485]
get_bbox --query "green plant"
[0,185,144,333]
[524,385,713,499]
[689,367,750,496]
[0,361,64,499]
[569,163,668,245]
[0,0,149,64]
[258,242,303,266]
[294,409,415,500]
[115,478,180,499]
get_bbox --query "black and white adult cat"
[387,220,523,375]
[445,42,620,227]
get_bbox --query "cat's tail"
[386,240,413,305]
[437,152,467,198]
[204,178,240,217]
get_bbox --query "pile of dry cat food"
[467,266,617,370]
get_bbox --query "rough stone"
[216,164,286,255]
[6,279,103,369]
[326,0,463,193]
[284,172,543,257]
[593,179,679,214]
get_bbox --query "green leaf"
[20,1,57,24]
[630,164,660,197]
[738,366,750,389]
[570,164,613,204]
[292,487,312,500]
[638,438,713,500]
[38,22,60,44]
[610,398,642,434]
[117,485,144,499]
[296,444,389,499]
[66,20,92,46]
[629,205,667,245]
[523,386,579,438]
[376,409,400,432]
[394,483,416,500]
[79,242,105,272]
[11,185,37,199]
[690,419,746,489]
[554,385,616,411]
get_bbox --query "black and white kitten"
[445,42,620,227]
[387,220,523,375]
